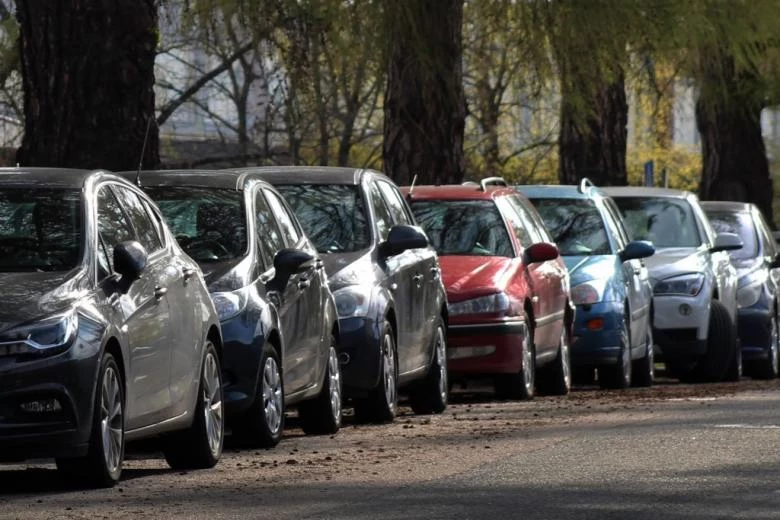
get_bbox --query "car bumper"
[651,293,709,361]
[446,320,527,375]
[338,317,382,397]
[0,345,100,461]
[737,307,773,361]
[219,315,265,417]
[570,302,623,366]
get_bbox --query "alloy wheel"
[328,347,342,423]
[202,351,223,457]
[771,316,779,375]
[560,327,571,390]
[522,326,534,394]
[100,366,123,476]
[262,357,284,436]
[383,334,397,413]
[435,327,448,403]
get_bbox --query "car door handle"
[154,286,168,300]
[315,259,324,270]
[430,267,440,279]
[633,268,641,275]
[297,278,311,290]
[413,274,424,282]
[182,267,196,281]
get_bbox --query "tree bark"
[558,69,628,186]
[696,47,773,225]
[383,0,466,185]
[16,0,159,170]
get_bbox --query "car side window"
[600,201,627,251]
[367,181,393,241]
[142,199,167,248]
[264,190,301,247]
[755,211,777,258]
[96,186,134,270]
[498,196,535,248]
[254,191,280,270]
[255,191,285,262]
[377,181,412,226]
[603,199,632,247]
[112,186,164,253]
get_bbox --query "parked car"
[403,180,573,399]
[126,169,343,447]
[518,180,656,388]
[604,187,743,382]
[234,166,449,423]
[702,201,780,379]
[0,167,224,487]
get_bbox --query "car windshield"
[0,188,81,272]
[705,211,758,260]
[613,197,702,248]
[146,187,247,262]
[275,184,370,253]
[410,200,513,257]
[530,198,611,256]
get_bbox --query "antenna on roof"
[135,116,153,187]
[578,177,595,194]
[406,173,418,202]
[480,176,508,191]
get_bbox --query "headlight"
[448,293,510,316]
[211,289,247,322]
[736,270,768,309]
[571,278,609,305]
[334,286,373,318]
[0,311,78,356]
[653,273,705,297]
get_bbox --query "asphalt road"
[1,379,779,519]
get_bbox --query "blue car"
[518,180,656,388]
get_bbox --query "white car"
[604,187,743,382]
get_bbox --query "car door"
[97,184,173,429]
[366,179,416,375]
[377,179,433,373]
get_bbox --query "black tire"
[538,323,572,396]
[750,314,779,380]
[232,343,284,448]
[409,317,449,414]
[494,318,535,400]
[723,337,743,382]
[354,321,398,424]
[599,315,632,389]
[632,328,655,387]
[299,339,342,435]
[56,352,125,488]
[689,300,736,383]
[163,341,224,469]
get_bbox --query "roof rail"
[462,181,478,186]
[480,176,508,191]
[578,177,595,194]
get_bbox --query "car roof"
[0,166,108,188]
[224,166,389,186]
[402,184,518,201]
[601,186,692,199]
[119,169,273,191]
[516,184,609,200]
[699,200,753,213]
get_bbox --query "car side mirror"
[770,254,780,269]
[268,248,315,292]
[711,232,743,253]
[524,242,559,264]
[379,225,428,258]
[114,241,148,293]
[620,240,655,262]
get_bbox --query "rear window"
[530,198,611,256]
[705,211,758,260]
[410,200,513,257]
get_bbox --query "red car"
[402,182,573,399]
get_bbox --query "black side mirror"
[711,232,743,252]
[620,240,655,262]
[114,241,148,293]
[268,248,315,291]
[379,225,428,258]
[524,242,560,264]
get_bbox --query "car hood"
[323,250,380,291]
[644,247,710,281]
[563,255,616,285]
[200,257,251,293]
[0,269,89,333]
[439,256,513,302]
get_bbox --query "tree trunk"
[558,70,628,186]
[16,0,159,170]
[383,0,466,185]
[696,48,773,225]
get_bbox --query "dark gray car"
[0,168,224,487]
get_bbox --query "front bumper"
[737,306,773,361]
[651,293,709,361]
[0,344,100,461]
[338,316,382,397]
[446,320,527,375]
[570,301,623,366]
[219,314,265,417]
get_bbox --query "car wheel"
[163,341,224,469]
[690,300,736,383]
[232,343,285,448]
[495,318,535,400]
[632,328,655,387]
[723,337,743,382]
[56,352,124,488]
[354,321,397,423]
[299,337,343,435]
[539,323,571,396]
[409,317,449,414]
[750,314,779,380]
[599,315,632,389]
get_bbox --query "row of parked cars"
[0,165,776,488]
